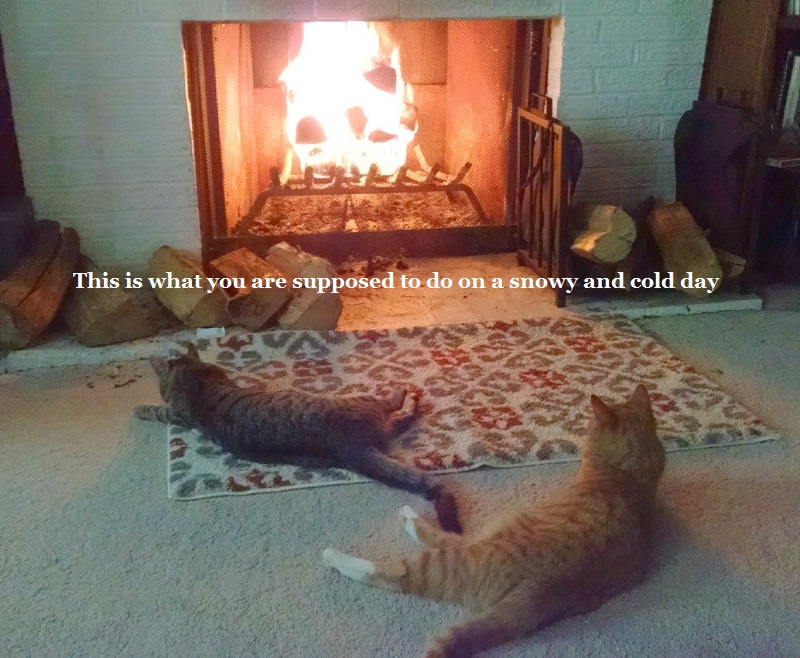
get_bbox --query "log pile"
[210,248,291,331]
[647,203,723,297]
[147,246,230,328]
[152,242,342,332]
[571,204,636,264]
[60,255,154,347]
[266,242,343,330]
[569,199,730,298]
[0,213,344,350]
[0,220,80,350]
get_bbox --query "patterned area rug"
[167,316,779,500]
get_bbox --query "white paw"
[398,505,422,544]
[322,548,375,582]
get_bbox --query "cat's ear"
[149,356,170,378]
[590,394,617,427]
[628,384,653,412]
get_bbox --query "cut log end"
[0,222,80,350]
[148,246,230,328]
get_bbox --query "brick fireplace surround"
[0,0,711,273]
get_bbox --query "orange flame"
[279,22,415,177]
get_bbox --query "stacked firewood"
[0,220,81,350]
[0,208,341,349]
[569,201,736,297]
[0,219,159,350]
[148,242,342,332]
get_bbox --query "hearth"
[182,19,558,265]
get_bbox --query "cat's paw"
[322,548,375,582]
[384,386,406,409]
[398,505,422,544]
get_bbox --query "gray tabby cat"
[135,343,461,532]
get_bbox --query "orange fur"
[324,385,666,658]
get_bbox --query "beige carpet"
[2,299,800,657]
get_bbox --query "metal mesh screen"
[204,19,525,236]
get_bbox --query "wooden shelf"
[778,15,800,31]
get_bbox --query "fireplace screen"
[182,19,549,263]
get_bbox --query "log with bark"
[211,248,292,331]
[265,242,342,330]
[147,246,230,328]
[0,220,80,349]
[648,203,723,297]
[60,255,154,346]
[571,204,637,264]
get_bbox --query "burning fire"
[279,22,416,178]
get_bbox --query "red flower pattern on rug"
[650,392,680,414]
[471,406,523,431]
[293,358,333,378]
[520,368,568,390]
[564,335,606,354]
[430,347,471,367]
[166,317,779,500]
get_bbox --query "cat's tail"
[344,447,462,533]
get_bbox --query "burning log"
[346,106,368,138]
[363,64,397,94]
[413,144,431,171]
[400,104,418,132]
[295,115,327,144]
[211,248,292,331]
[304,166,315,188]
[147,246,229,328]
[60,255,153,346]
[280,150,294,185]
[265,242,342,330]
[0,221,80,350]
[368,129,398,143]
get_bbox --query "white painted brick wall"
[0,0,712,271]
[562,0,713,208]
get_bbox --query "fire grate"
[182,19,546,265]
[234,161,488,237]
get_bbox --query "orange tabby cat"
[323,385,666,657]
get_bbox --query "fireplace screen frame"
[181,19,548,266]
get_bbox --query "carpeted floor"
[2,287,800,657]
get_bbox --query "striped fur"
[135,344,461,532]
[324,385,665,657]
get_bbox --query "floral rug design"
[166,317,779,500]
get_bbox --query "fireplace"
[0,1,712,274]
[183,19,557,264]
